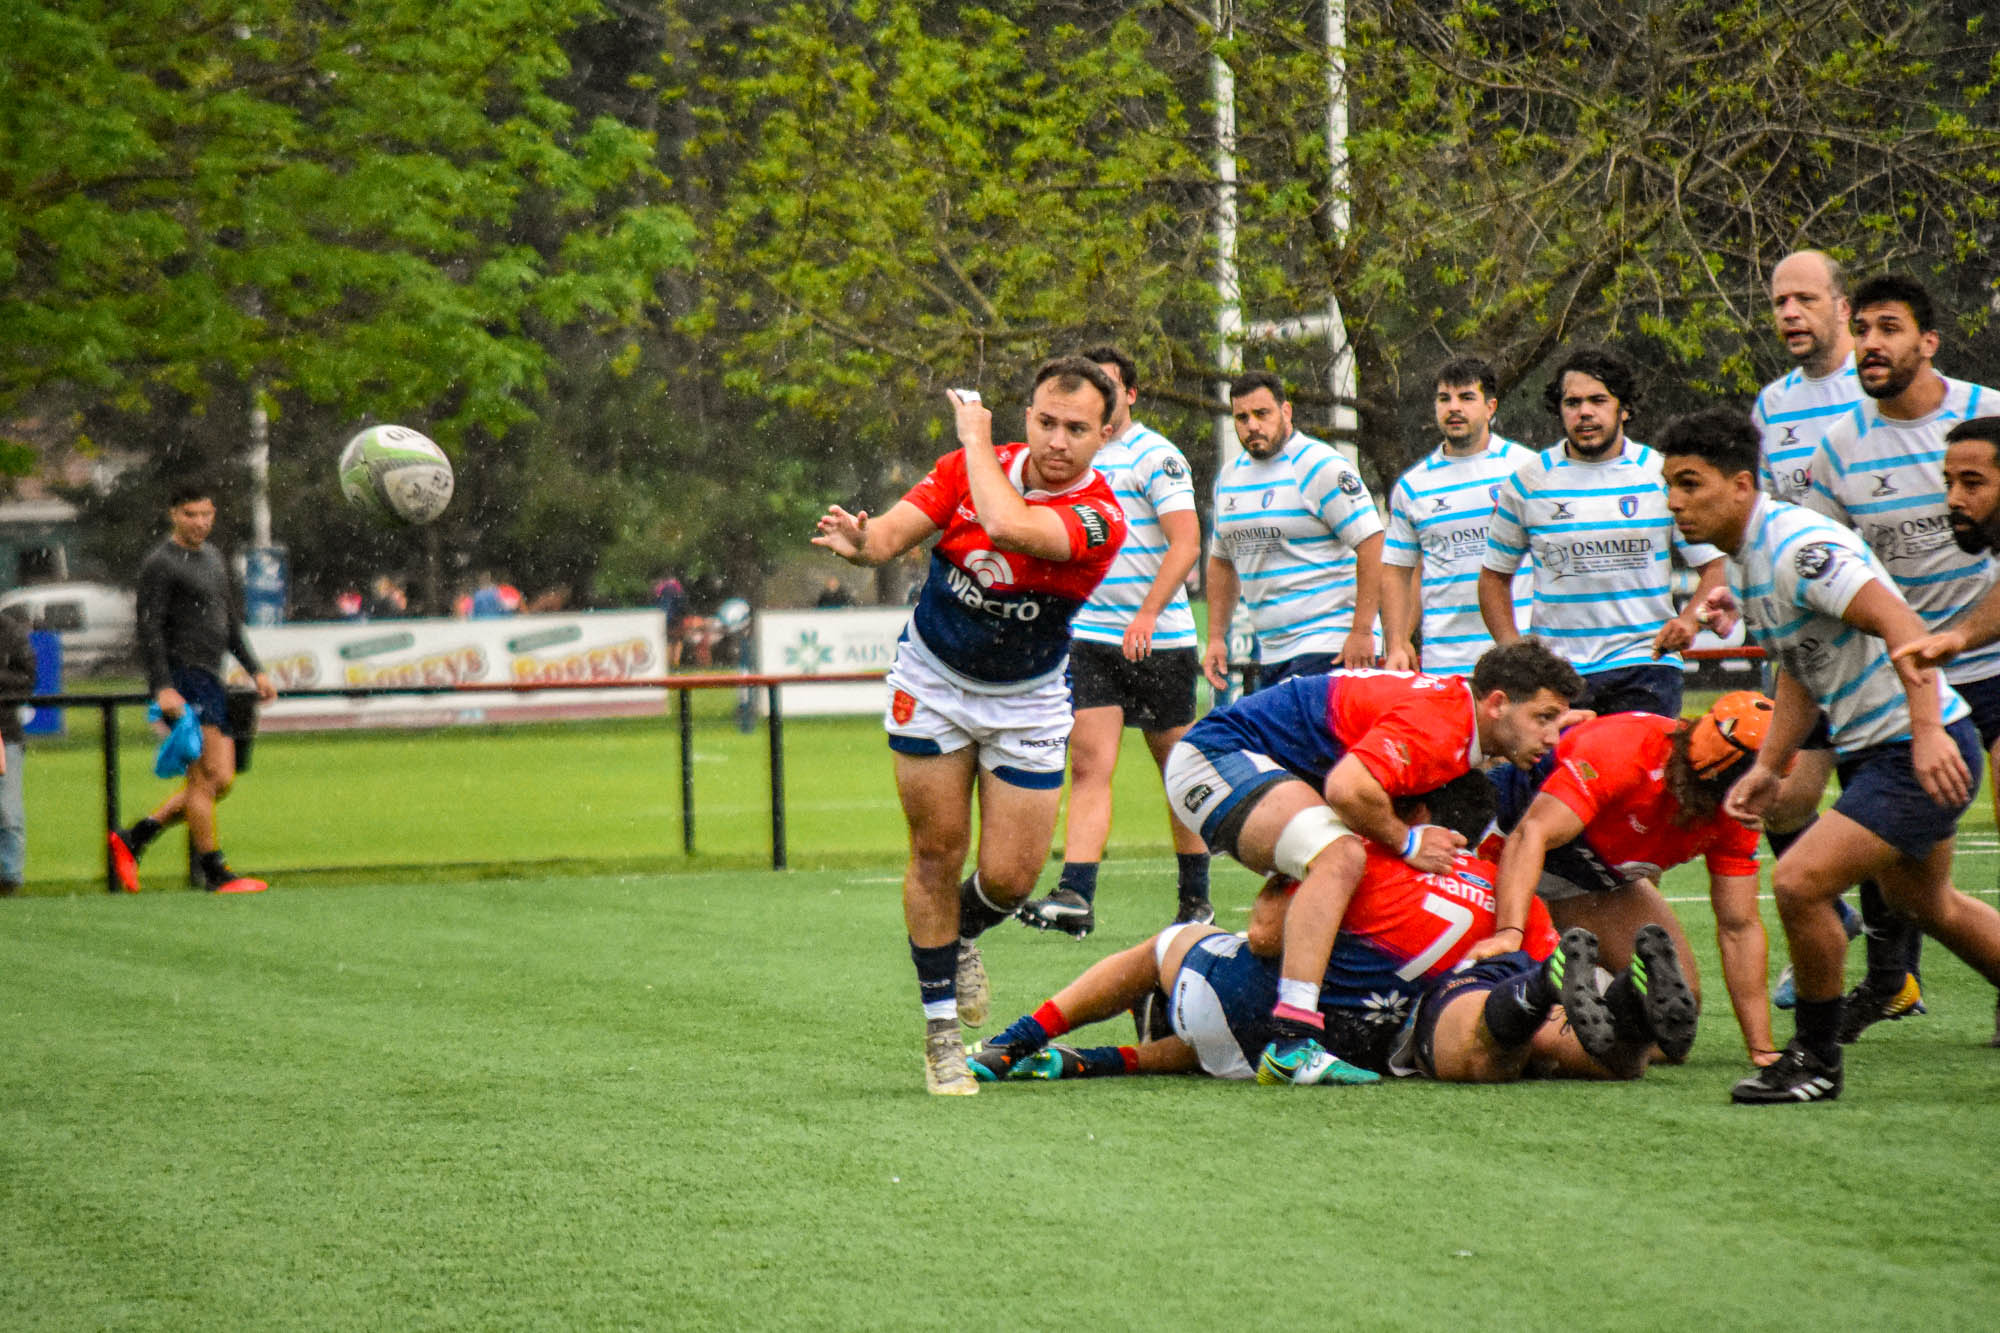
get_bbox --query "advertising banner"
[224,610,668,731]
[753,607,907,715]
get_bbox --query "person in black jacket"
[108,480,277,893]
[0,607,35,892]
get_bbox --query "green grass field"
[7,701,2000,1327]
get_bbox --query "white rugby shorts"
[883,640,1072,789]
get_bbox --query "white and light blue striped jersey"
[1072,420,1199,648]
[1384,437,1533,675]
[1753,354,1864,503]
[1211,431,1385,662]
[1733,495,1966,754]
[1802,375,2000,686]
[1483,439,1723,674]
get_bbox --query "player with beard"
[1382,356,1533,675]
[1478,345,1729,719]
[1204,371,1386,691]
[1800,276,2000,1044]
[1893,414,2000,1047]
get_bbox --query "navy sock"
[1481,965,1557,1048]
[1176,853,1210,903]
[1057,861,1099,905]
[1859,881,1923,985]
[1795,996,1844,1066]
[1072,1045,1132,1078]
[199,850,230,886]
[957,875,1010,940]
[910,938,957,1013]
[989,1013,1051,1052]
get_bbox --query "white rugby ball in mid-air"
[338,424,454,525]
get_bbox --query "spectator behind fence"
[0,607,35,893]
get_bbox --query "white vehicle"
[0,581,137,676]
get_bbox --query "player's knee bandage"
[1272,807,1350,881]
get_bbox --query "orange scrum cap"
[1686,691,1776,779]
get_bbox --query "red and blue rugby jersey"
[1187,669,1481,793]
[1337,846,1560,983]
[901,443,1124,690]
[1537,712,1759,882]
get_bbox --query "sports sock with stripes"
[910,938,957,1022]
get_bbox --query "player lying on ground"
[1489,693,1779,1066]
[969,773,1697,1085]
[1161,640,1584,1083]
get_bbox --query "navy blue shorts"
[1576,663,1682,719]
[1252,652,1339,693]
[1950,672,2000,750]
[170,666,229,730]
[1401,952,1539,1078]
[1833,718,1982,861]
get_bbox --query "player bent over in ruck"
[968,773,1692,1086]
[1660,407,2000,1103]
[813,359,1126,1095]
[1158,641,1582,1084]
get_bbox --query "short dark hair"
[1029,355,1119,425]
[167,478,214,509]
[1229,369,1289,404]
[1080,344,1138,396]
[1542,344,1640,418]
[1399,771,1499,847]
[1851,273,1936,332]
[1656,407,1761,480]
[1945,415,2000,465]
[1471,637,1584,705]
[1435,355,1499,400]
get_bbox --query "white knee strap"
[1273,806,1351,880]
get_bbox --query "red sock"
[1271,1001,1325,1030]
[1118,1046,1140,1074]
[1033,1001,1071,1039]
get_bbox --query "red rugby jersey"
[1339,846,1560,980]
[1329,671,1482,798]
[901,444,1124,689]
[1538,712,1759,881]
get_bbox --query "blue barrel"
[24,629,62,736]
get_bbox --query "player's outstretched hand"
[812,505,870,562]
[1912,724,1972,809]
[1405,824,1466,873]
[1723,764,1780,826]
[1122,608,1158,661]
[1382,642,1417,672]
[1892,630,1967,677]
[1692,586,1740,638]
[1650,612,1699,659]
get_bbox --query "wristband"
[1399,824,1428,864]
[1494,926,1523,939]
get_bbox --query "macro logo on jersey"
[900,443,1123,688]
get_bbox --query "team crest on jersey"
[1072,505,1113,549]
[1378,738,1411,769]
[1566,758,1598,784]
[1794,543,1837,580]
[1488,485,1501,505]
[1161,456,1188,479]
[1260,490,1276,509]
[1618,495,1638,518]
[1337,471,1364,497]
[891,690,917,725]
[962,549,1015,587]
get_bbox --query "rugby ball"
[338,424,455,525]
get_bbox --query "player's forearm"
[1492,820,1555,935]
[1380,564,1418,647]
[1941,581,2000,657]
[1348,535,1385,639]
[1476,569,1520,643]
[1203,556,1239,647]
[1323,760,1404,852]
[1138,514,1202,618]
[1710,876,1773,1057]
[1849,581,1947,730]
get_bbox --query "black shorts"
[1069,641,1198,731]
[1577,663,1682,719]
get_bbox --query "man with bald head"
[1753,250,1864,502]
